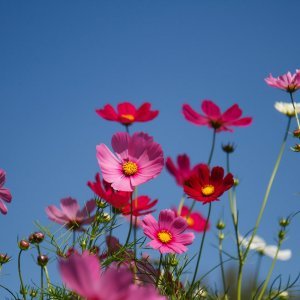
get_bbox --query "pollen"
[157,230,172,243]
[122,161,138,176]
[201,184,215,196]
[185,216,194,227]
[121,114,135,122]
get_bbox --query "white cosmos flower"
[274,101,300,116]
[239,234,292,261]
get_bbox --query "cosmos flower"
[142,209,195,254]
[96,102,159,126]
[274,102,300,117]
[165,154,200,187]
[174,206,209,233]
[0,169,12,215]
[265,70,300,93]
[97,132,164,192]
[182,100,252,132]
[122,196,158,216]
[87,173,131,209]
[183,164,234,204]
[45,198,96,230]
[59,251,166,300]
[239,235,292,261]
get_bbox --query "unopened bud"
[29,289,37,297]
[37,255,49,267]
[219,232,225,240]
[96,199,106,209]
[216,220,225,230]
[19,240,30,251]
[278,230,285,240]
[29,232,45,244]
[169,256,179,267]
[279,218,290,227]
[222,143,236,154]
[233,178,239,186]
[293,129,300,138]
[20,287,28,295]
[291,144,300,152]
[102,213,111,222]
[0,253,10,264]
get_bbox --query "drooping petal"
[0,188,12,203]
[182,104,208,125]
[0,201,8,214]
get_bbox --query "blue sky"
[1,0,300,296]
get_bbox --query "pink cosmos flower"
[122,195,158,216]
[182,100,252,132]
[0,169,12,215]
[45,197,96,230]
[265,70,300,93]
[59,251,166,300]
[96,102,159,126]
[165,154,200,187]
[174,206,209,233]
[97,132,164,192]
[142,209,195,254]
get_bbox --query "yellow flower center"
[201,184,215,196]
[122,161,138,176]
[157,230,172,243]
[121,114,135,122]
[185,216,194,227]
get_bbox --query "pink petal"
[0,188,12,203]
[111,132,130,159]
[158,209,175,230]
[117,102,136,115]
[170,217,188,234]
[229,117,253,126]
[0,201,8,214]
[60,198,80,220]
[45,205,69,224]
[222,104,242,121]
[201,100,221,118]
[174,232,195,245]
[142,214,159,239]
[167,242,188,254]
[111,176,133,192]
[0,170,6,187]
[182,104,208,125]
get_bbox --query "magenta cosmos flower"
[182,100,252,132]
[166,154,200,187]
[265,70,300,93]
[0,169,12,215]
[45,197,96,230]
[96,102,159,126]
[175,206,209,233]
[59,251,166,300]
[142,209,195,254]
[97,132,164,192]
[184,164,234,204]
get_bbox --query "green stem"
[156,254,163,287]
[18,250,26,300]
[188,203,212,291]
[289,92,300,129]
[236,116,291,300]
[0,284,17,300]
[207,129,216,166]
[125,193,134,245]
[257,241,282,300]
[133,217,137,259]
[177,194,185,215]
[218,233,227,298]
[253,254,263,290]
[72,231,76,247]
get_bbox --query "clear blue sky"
[1,0,300,296]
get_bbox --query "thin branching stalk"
[207,129,217,166]
[236,116,291,300]
[289,92,300,129]
[156,254,163,287]
[125,193,134,245]
[18,250,26,300]
[218,232,227,298]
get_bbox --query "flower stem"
[218,232,227,298]
[289,92,300,129]
[125,193,134,245]
[177,194,185,216]
[207,129,217,166]
[236,116,291,300]
[156,254,163,287]
[188,203,212,292]
[18,250,26,300]
[257,240,282,300]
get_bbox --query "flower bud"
[29,289,38,297]
[222,143,236,153]
[219,232,225,240]
[279,218,290,228]
[293,129,300,138]
[233,178,239,186]
[169,255,179,267]
[291,144,300,152]
[19,240,30,251]
[278,230,285,240]
[216,220,225,230]
[37,255,49,267]
[20,287,28,295]
[102,213,111,222]
[96,199,106,209]
[0,253,10,264]
[29,232,45,244]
